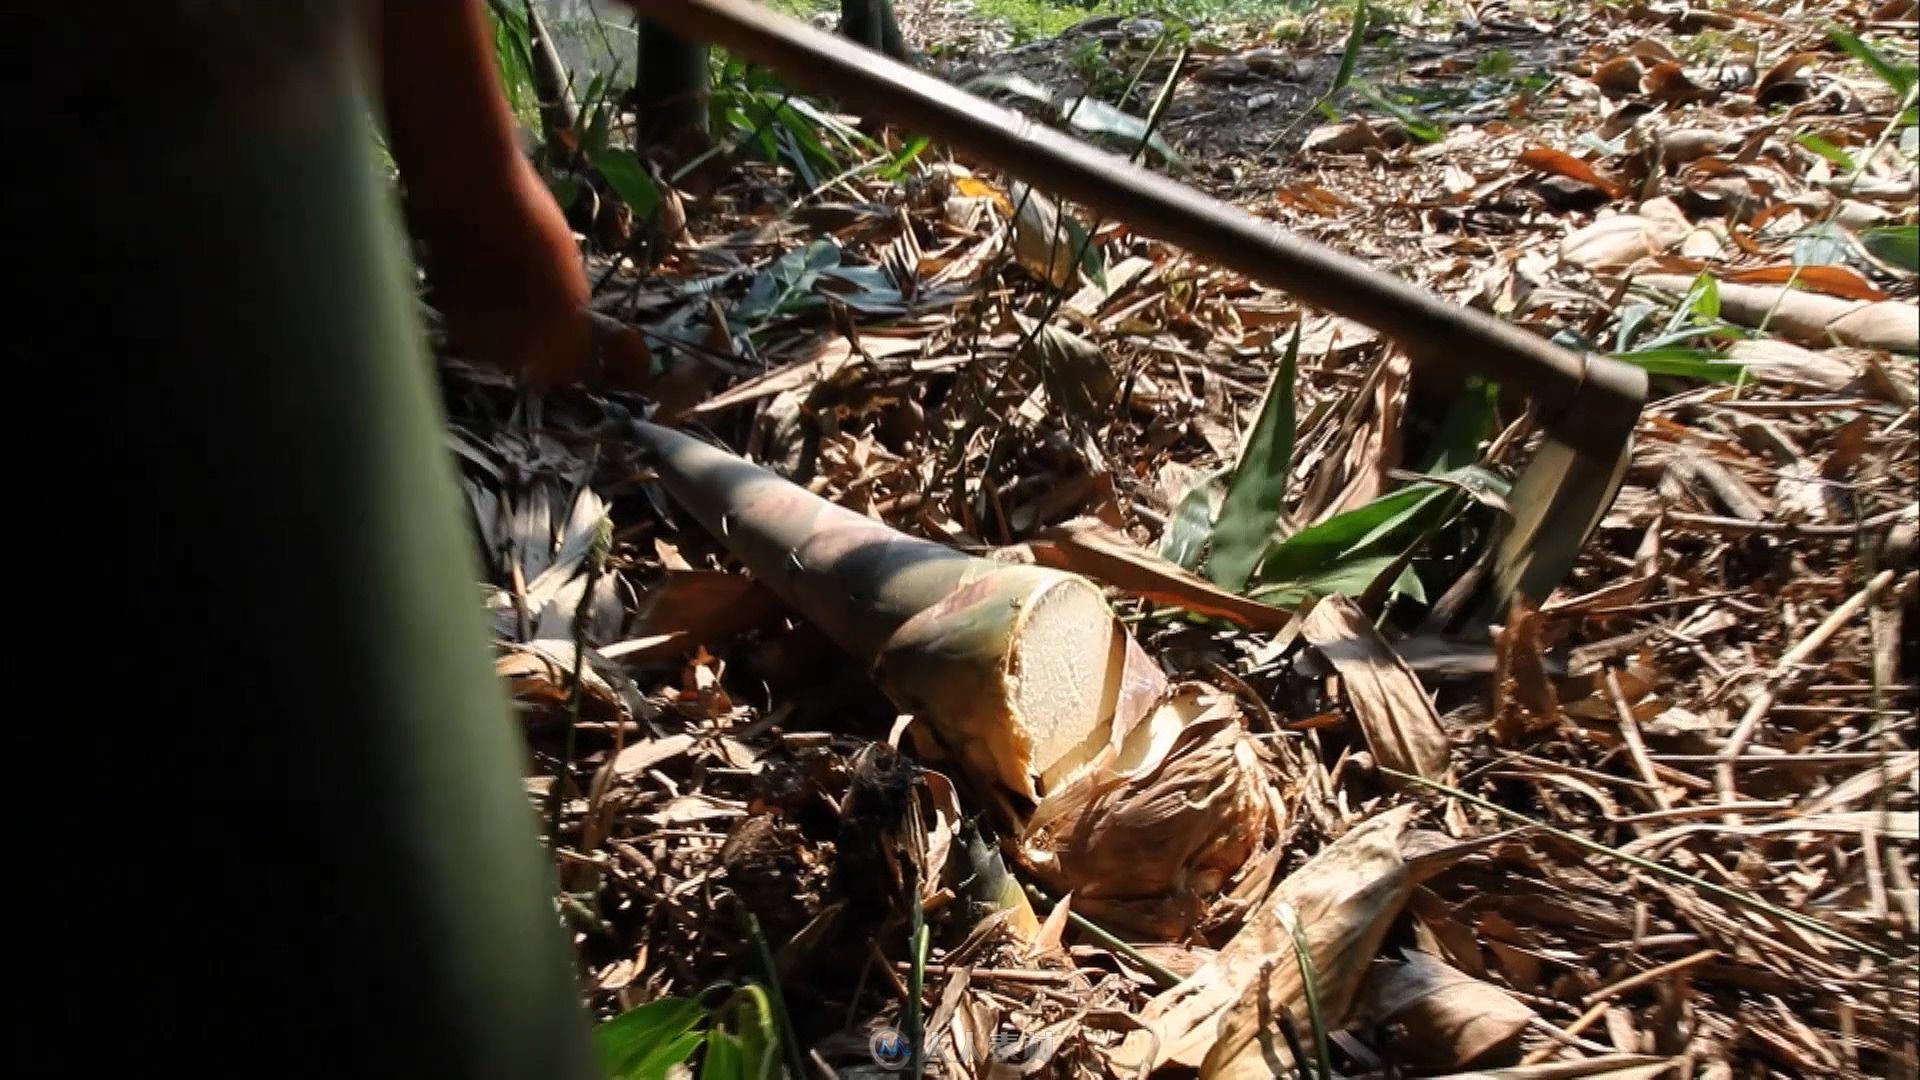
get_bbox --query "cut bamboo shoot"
[630,420,1151,799]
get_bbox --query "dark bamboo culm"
[47,5,601,1074]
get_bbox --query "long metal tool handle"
[624,0,1643,455]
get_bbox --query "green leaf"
[1254,484,1448,586]
[1331,1,1367,96]
[770,100,837,171]
[773,125,820,188]
[785,97,881,155]
[1862,224,1920,272]
[1417,378,1497,476]
[1058,96,1183,167]
[580,71,610,120]
[1248,554,1422,607]
[1613,302,1657,352]
[879,134,933,182]
[726,986,781,1080]
[1160,469,1226,571]
[1350,81,1444,143]
[1205,327,1301,592]
[1828,26,1916,99]
[486,2,535,113]
[1609,347,1748,382]
[591,148,660,220]
[735,240,841,323]
[1685,272,1720,323]
[1634,324,1751,351]
[582,94,612,161]
[699,1030,744,1080]
[1795,132,1857,171]
[595,998,710,1080]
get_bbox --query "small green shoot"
[1796,132,1858,171]
[1828,26,1917,100]
[1862,224,1919,272]
[1206,326,1302,592]
[594,997,710,1080]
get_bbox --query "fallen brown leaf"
[1518,146,1626,199]
[1755,51,1819,101]
[1117,806,1436,1073]
[1023,518,1294,631]
[1362,948,1537,1069]
[1644,61,1711,103]
[1561,199,1691,269]
[1593,56,1647,96]
[1490,597,1561,746]
[1637,274,1919,352]
[1725,264,1889,302]
[1301,595,1452,781]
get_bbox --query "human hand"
[418,157,596,389]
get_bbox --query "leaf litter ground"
[438,1,1917,1075]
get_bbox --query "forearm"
[371,0,530,235]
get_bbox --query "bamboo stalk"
[630,420,1155,799]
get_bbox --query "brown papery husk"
[632,420,1155,800]
[1115,806,1456,1075]
[1016,682,1281,938]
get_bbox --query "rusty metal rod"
[623,0,1643,454]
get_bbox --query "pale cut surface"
[1012,580,1123,789]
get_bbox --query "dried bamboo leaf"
[1560,200,1691,269]
[1025,518,1294,631]
[1491,597,1561,746]
[1113,806,1442,1074]
[1637,274,1919,353]
[1361,949,1536,1069]
[1425,1056,1679,1079]
[1301,595,1451,781]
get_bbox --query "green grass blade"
[739,909,806,1080]
[1610,347,1747,382]
[879,134,933,181]
[734,987,781,1080]
[1250,553,1424,608]
[1331,1,1367,96]
[908,890,929,1080]
[1350,80,1444,142]
[1206,326,1301,592]
[699,1030,745,1080]
[1796,132,1857,171]
[1279,902,1333,1080]
[1862,224,1919,272]
[1828,26,1916,99]
[1417,377,1496,475]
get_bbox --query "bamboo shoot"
[631,420,1154,799]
